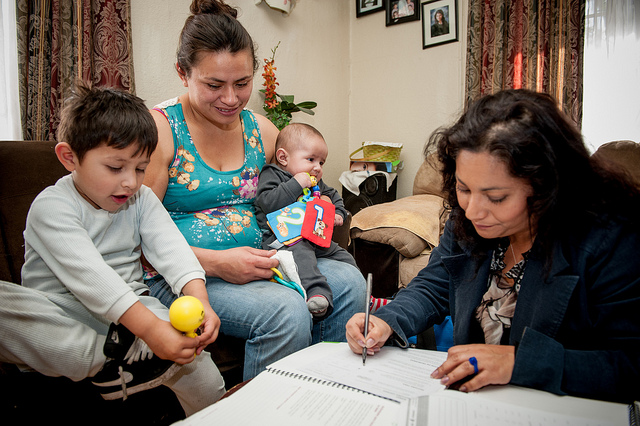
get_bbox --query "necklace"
[510,244,517,265]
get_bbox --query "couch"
[349,153,448,298]
[349,139,640,297]
[0,140,351,423]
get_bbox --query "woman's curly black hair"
[427,89,640,267]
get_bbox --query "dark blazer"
[376,217,640,403]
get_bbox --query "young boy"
[0,84,224,416]
[255,123,358,319]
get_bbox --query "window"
[582,0,639,151]
[0,0,22,140]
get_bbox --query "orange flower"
[262,58,279,110]
[260,42,317,130]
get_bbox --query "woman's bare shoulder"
[254,113,279,163]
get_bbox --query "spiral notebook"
[630,401,640,426]
[180,352,406,425]
[178,342,445,426]
[178,342,629,426]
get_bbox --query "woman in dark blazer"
[346,89,640,403]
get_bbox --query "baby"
[255,123,358,319]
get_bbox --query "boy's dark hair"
[57,82,158,162]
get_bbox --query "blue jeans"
[148,258,366,381]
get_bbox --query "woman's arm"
[144,109,176,201]
[192,245,277,284]
[255,113,278,163]
[437,221,640,402]
[510,224,640,402]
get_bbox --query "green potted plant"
[260,42,317,130]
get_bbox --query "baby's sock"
[369,296,391,313]
[307,295,329,317]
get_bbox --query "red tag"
[301,199,335,247]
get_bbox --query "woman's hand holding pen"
[431,344,515,392]
[345,313,393,356]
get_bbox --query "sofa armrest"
[332,211,352,250]
[349,194,446,258]
[0,141,67,283]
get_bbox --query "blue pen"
[363,273,372,365]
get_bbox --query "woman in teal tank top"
[143,0,366,383]
[154,100,265,251]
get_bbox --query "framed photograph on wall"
[386,0,420,26]
[422,0,458,49]
[356,0,385,18]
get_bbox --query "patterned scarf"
[475,241,529,345]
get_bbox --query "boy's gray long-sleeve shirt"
[22,175,205,325]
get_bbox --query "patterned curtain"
[16,0,134,141]
[465,0,585,126]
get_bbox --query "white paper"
[177,370,404,426]
[267,341,448,401]
[421,391,619,426]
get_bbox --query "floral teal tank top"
[154,99,266,250]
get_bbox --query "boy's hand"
[119,301,201,364]
[195,303,220,353]
[293,172,313,188]
[334,213,344,227]
[180,279,220,353]
[145,319,202,364]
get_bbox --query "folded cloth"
[271,250,306,299]
[255,0,292,14]
[339,171,397,196]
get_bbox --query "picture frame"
[356,0,385,18]
[422,0,458,49]
[385,0,420,26]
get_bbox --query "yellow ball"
[169,296,204,337]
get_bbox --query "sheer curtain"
[582,0,640,151]
[0,1,22,140]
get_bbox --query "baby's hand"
[334,213,344,227]
[294,172,313,188]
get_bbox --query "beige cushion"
[350,194,446,258]
[399,252,431,288]
[351,227,427,258]
[413,154,444,197]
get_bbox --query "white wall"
[349,3,468,197]
[131,0,467,197]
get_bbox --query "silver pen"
[362,273,372,365]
